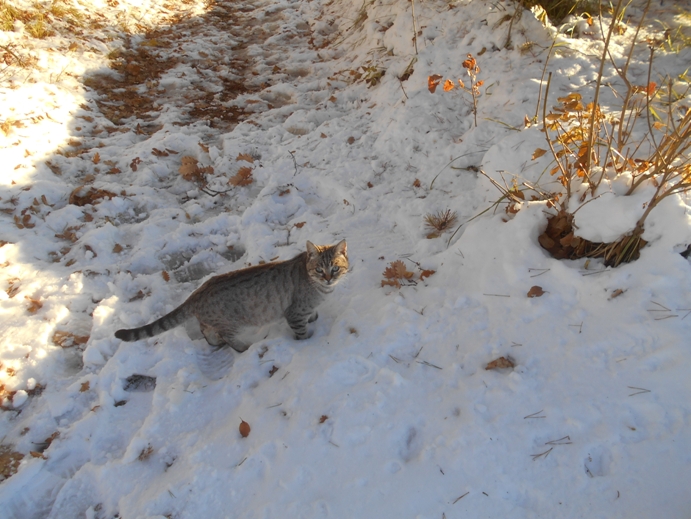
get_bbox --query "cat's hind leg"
[200,322,249,353]
[308,311,318,323]
[196,343,236,380]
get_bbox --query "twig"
[531,447,553,460]
[416,360,442,370]
[483,293,511,297]
[453,492,469,504]
[569,322,583,333]
[266,402,282,408]
[289,150,298,176]
[236,457,247,467]
[528,268,550,278]
[410,0,419,55]
[398,78,409,99]
[389,354,401,363]
[627,386,651,396]
[414,346,423,358]
[524,410,545,419]
[545,435,572,445]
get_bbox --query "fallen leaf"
[428,74,443,93]
[80,381,90,392]
[236,153,254,163]
[229,166,253,186]
[268,365,279,377]
[413,178,421,188]
[92,152,100,164]
[293,222,306,229]
[162,271,170,282]
[443,79,455,92]
[112,243,123,253]
[527,286,545,298]
[609,288,625,299]
[383,260,415,281]
[531,148,548,160]
[347,136,355,145]
[419,269,435,280]
[485,356,515,370]
[319,415,328,423]
[25,296,43,313]
[239,420,251,438]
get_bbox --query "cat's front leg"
[284,305,313,340]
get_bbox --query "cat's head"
[306,240,348,287]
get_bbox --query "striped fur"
[114,240,348,355]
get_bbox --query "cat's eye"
[331,266,339,274]
[315,267,323,274]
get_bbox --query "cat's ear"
[306,241,318,257]
[334,239,347,256]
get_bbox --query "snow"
[1,0,691,517]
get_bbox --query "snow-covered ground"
[1,0,690,517]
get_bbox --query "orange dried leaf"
[26,296,43,313]
[319,415,328,423]
[236,153,254,163]
[80,381,90,392]
[162,271,170,282]
[381,279,401,289]
[486,356,515,370]
[92,152,100,164]
[531,148,547,160]
[419,269,435,280]
[527,286,545,298]
[428,74,443,93]
[383,260,414,280]
[239,420,251,438]
[443,79,455,92]
[229,166,254,186]
[293,221,306,229]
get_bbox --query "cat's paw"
[294,330,314,340]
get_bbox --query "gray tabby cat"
[115,240,348,359]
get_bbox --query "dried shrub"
[424,209,458,238]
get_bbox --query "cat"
[115,240,348,362]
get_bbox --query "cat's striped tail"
[114,305,190,342]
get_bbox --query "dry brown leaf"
[419,269,436,280]
[130,157,141,171]
[26,296,43,313]
[80,381,90,392]
[293,222,306,229]
[229,166,253,186]
[0,446,24,480]
[413,178,421,188]
[6,278,20,298]
[151,148,169,157]
[239,420,251,438]
[198,142,209,153]
[527,286,545,298]
[383,260,414,281]
[68,186,116,207]
[319,415,328,423]
[485,356,515,370]
[52,331,89,348]
[113,243,123,253]
[609,288,625,299]
[443,79,455,92]
[268,365,279,377]
[531,148,547,160]
[236,153,254,163]
[162,271,170,282]
[428,74,443,93]
[92,152,100,164]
